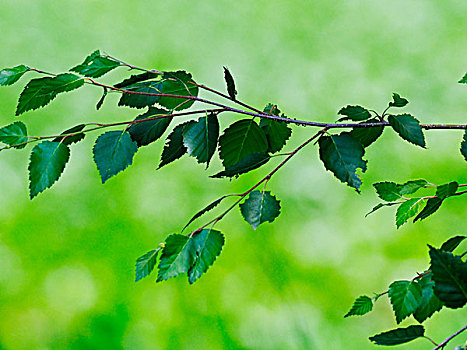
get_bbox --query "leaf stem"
[423,336,439,347]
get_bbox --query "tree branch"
[431,324,467,350]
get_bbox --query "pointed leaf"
[337,105,371,122]
[96,86,108,110]
[389,280,422,324]
[93,130,138,183]
[211,153,270,178]
[388,114,425,148]
[114,71,160,88]
[52,124,86,145]
[461,130,467,161]
[369,326,424,346]
[28,141,70,199]
[365,202,398,217]
[413,197,443,223]
[183,113,219,166]
[349,118,384,147]
[459,72,467,84]
[128,107,172,147]
[413,272,443,323]
[157,234,197,282]
[344,296,373,317]
[135,248,160,282]
[389,93,409,108]
[240,190,281,230]
[440,236,466,253]
[0,65,29,86]
[395,198,425,228]
[223,67,237,100]
[259,118,292,153]
[158,122,191,169]
[70,50,121,78]
[374,179,427,201]
[183,196,229,231]
[0,121,28,149]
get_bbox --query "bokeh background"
[0,1,466,349]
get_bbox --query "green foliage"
[369,326,424,346]
[440,236,466,253]
[389,93,409,108]
[183,196,229,231]
[211,153,270,178]
[70,50,121,78]
[459,72,467,84]
[373,179,427,201]
[414,182,458,222]
[188,229,224,284]
[337,105,371,122]
[135,248,160,282]
[344,296,373,317]
[461,130,467,161]
[260,118,292,153]
[0,65,29,86]
[158,122,190,169]
[388,280,422,324]
[240,190,281,230]
[395,198,425,228]
[223,67,237,100]
[0,121,28,149]
[127,107,172,147]
[388,114,425,148]
[52,124,86,145]
[413,272,443,323]
[183,113,219,166]
[349,118,384,147]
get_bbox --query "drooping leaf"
[93,130,138,183]
[158,122,192,169]
[374,179,427,201]
[459,72,467,84]
[28,141,70,199]
[349,118,384,148]
[240,190,281,230]
[16,73,84,116]
[70,50,121,78]
[395,198,425,228]
[388,114,425,148]
[128,107,172,147]
[135,248,160,282]
[440,236,466,253]
[413,272,443,323]
[337,105,371,122]
[96,86,108,110]
[365,202,398,217]
[461,130,467,161]
[157,234,197,282]
[52,124,86,145]
[369,325,425,346]
[429,246,467,309]
[188,229,225,284]
[389,280,422,324]
[218,119,268,168]
[0,121,28,149]
[0,65,29,86]
[183,113,219,166]
[389,93,409,108]
[413,198,443,223]
[344,296,373,317]
[318,133,367,192]
[223,67,237,100]
[259,118,292,153]
[183,196,229,231]
[211,153,270,178]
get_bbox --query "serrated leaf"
[365,202,398,217]
[389,280,422,324]
[440,236,466,253]
[318,133,367,192]
[219,119,268,168]
[223,67,237,100]
[0,65,29,86]
[459,72,467,84]
[211,153,270,178]
[0,121,28,149]
[28,141,70,199]
[344,296,373,317]
[157,234,197,282]
[389,93,409,108]
[188,229,225,284]
[158,122,191,169]
[263,103,280,116]
[183,196,229,231]
[135,248,160,282]
[259,118,292,153]
[70,50,121,78]
[114,71,160,88]
[395,198,425,228]
[369,325,424,346]
[240,190,281,230]
[461,130,467,161]
[337,105,371,122]
[16,73,84,116]
[374,179,427,201]
[349,118,384,148]
[128,107,172,147]
[413,272,443,323]
[413,197,443,223]
[436,181,459,199]
[183,113,219,166]
[96,86,107,110]
[429,246,467,309]
[388,114,425,148]
[93,130,138,183]
[52,124,86,145]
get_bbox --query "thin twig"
[431,325,467,350]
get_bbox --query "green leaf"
[344,296,373,317]
[135,248,160,282]
[259,118,292,153]
[16,73,84,116]
[239,190,281,230]
[263,103,280,116]
[158,122,191,169]
[459,72,467,84]
[389,93,409,108]
[211,153,270,178]
[96,86,108,110]
[28,141,70,199]
[318,133,367,192]
[349,118,384,148]
[183,113,219,166]
[429,246,467,309]
[93,131,138,183]
[223,67,237,100]
[70,50,121,78]
[388,114,425,148]
[461,130,467,161]
[413,272,443,323]
[369,325,425,346]
[114,72,160,88]
[436,181,459,199]
[395,198,425,228]
[389,280,422,324]
[218,119,268,168]
[0,121,28,149]
[183,196,229,231]
[0,65,29,86]
[188,229,225,284]
[157,234,197,282]
[374,179,427,201]
[440,236,466,253]
[365,202,398,217]
[128,107,172,147]
[337,105,371,122]
[413,198,443,223]
[52,124,86,145]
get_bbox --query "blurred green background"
[0,1,466,349]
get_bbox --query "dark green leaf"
[114,72,160,88]
[318,133,367,192]
[365,202,398,217]
[93,131,138,183]
[263,103,280,116]
[429,246,467,309]
[349,118,384,148]
[369,325,424,346]
[158,122,191,169]
[337,105,371,122]
[219,119,268,168]
[413,198,443,223]
[459,72,467,84]
[157,234,197,282]
[440,236,466,253]
[436,181,459,199]
[183,196,229,231]
[223,67,237,100]
[183,113,219,166]
[52,124,86,145]
[188,229,225,284]
[395,198,425,228]
[344,296,373,317]
[211,153,270,178]
[70,50,121,78]
[388,114,425,148]
[16,73,84,116]
[135,248,160,282]
[128,107,172,147]
[389,280,422,324]
[259,118,292,153]
[413,272,443,323]
[96,86,107,110]
[0,65,29,86]
[461,130,467,161]
[240,190,281,230]
[28,141,70,199]
[389,93,409,108]
[374,179,427,201]
[0,121,28,149]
